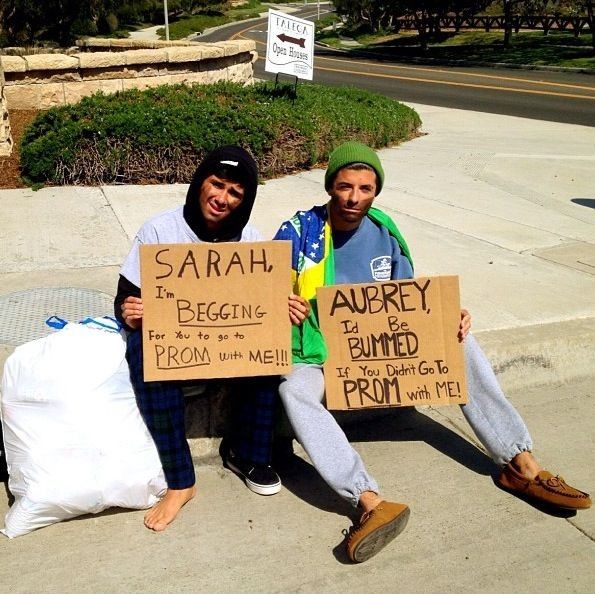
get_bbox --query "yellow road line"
[315,54,595,92]
[230,20,595,94]
[314,64,595,100]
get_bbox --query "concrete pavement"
[128,25,163,41]
[1,103,593,385]
[0,103,594,591]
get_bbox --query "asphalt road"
[200,7,595,126]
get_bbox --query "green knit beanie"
[324,141,385,195]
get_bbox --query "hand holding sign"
[288,293,310,326]
[121,296,143,330]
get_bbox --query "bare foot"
[510,451,542,480]
[144,486,196,531]
[358,490,383,514]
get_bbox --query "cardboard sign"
[140,241,292,381]
[264,9,315,81]
[317,276,467,410]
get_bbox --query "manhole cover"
[0,287,115,346]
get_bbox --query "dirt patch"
[0,110,39,189]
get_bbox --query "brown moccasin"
[346,501,410,563]
[497,464,591,510]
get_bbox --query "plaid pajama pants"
[126,330,277,490]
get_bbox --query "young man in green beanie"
[273,141,591,563]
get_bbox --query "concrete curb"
[0,317,595,464]
[3,317,590,465]
[185,316,595,462]
[475,317,595,392]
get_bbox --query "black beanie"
[183,146,259,241]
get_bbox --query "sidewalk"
[128,25,162,41]
[0,104,594,591]
[1,103,593,386]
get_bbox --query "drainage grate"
[0,287,115,346]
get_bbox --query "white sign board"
[265,9,314,81]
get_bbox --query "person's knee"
[280,376,324,408]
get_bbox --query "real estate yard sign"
[265,9,314,81]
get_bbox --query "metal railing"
[396,14,591,36]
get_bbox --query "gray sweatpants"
[279,335,532,507]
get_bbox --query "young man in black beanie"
[274,141,591,563]
[115,146,309,531]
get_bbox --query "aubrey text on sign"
[265,9,314,81]
[140,241,292,381]
[317,276,467,410]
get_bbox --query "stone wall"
[0,58,13,157]
[1,38,257,110]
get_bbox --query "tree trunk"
[587,1,595,53]
[415,12,428,51]
[503,1,513,49]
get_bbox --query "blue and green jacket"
[274,204,413,364]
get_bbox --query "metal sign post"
[273,72,299,101]
[163,0,170,41]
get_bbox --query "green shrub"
[20,82,421,186]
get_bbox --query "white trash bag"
[1,318,166,538]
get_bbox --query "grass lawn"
[156,2,267,40]
[156,0,317,40]
[157,13,229,39]
[317,29,595,69]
